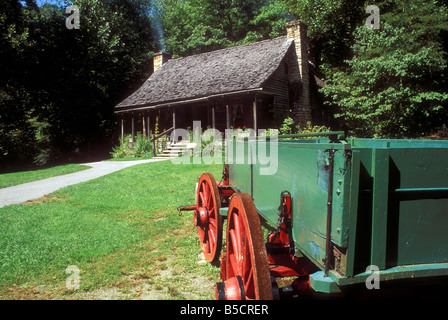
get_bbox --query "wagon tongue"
[177,205,197,216]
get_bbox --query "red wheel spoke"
[229,229,240,262]
[244,269,254,292]
[246,268,254,286]
[229,253,239,278]
[208,229,216,249]
[203,241,211,254]
[199,190,206,206]
[198,227,205,242]
[234,212,242,241]
[209,217,217,229]
[205,183,212,208]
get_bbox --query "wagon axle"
[178,205,211,230]
[215,276,246,300]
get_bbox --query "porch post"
[172,108,176,142]
[212,106,216,129]
[142,114,146,137]
[253,95,258,135]
[131,116,135,143]
[226,104,230,129]
[121,118,124,139]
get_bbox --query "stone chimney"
[286,21,312,126]
[153,51,171,72]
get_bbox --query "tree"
[151,0,289,57]
[320,0,448,137]
[0,1,37,167]
[280,0,366,66]
[0,0,156,170]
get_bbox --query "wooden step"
[153,142,194,159]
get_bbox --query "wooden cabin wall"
[262,59,290,128]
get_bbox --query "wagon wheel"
[195,173,222,264]
[217,192,273,300]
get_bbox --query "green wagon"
[179,133,448,299]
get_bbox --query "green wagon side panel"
[383,148,448,266]
[228,140,352,271]
[348,142,448,276]
[227,137,448,283]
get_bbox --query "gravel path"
[0,159,166,208]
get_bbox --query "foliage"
[280,0,366,65]
[0,0,292,171]
[435,125,448,139]
[111,133,153,159]
[0,0,155,170]
[151,0,290,57]
[279,116,295,135]
[279,117,331,136]
[296,121,331,135]
[3,0,448,172]
[320,0,448,138]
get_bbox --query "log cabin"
[114,21,324,140]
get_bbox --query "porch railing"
[150,127,174,157]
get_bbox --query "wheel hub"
[215,276,246,300]
[194,207,209,228]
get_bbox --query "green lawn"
[0,164,91,189]
[0,159,223,300]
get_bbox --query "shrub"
[111,133,153,159]
[279,117,331,137]
[279,117,296,135]
[296,121,331,135]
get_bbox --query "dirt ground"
[3,252,217,300]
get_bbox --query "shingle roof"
[115,36,293,110]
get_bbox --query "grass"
[0,164,91,189]
[0,158,223,300]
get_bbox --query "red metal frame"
[214,163,235,211]
[217,164,235,199]
[266,192,316,284]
